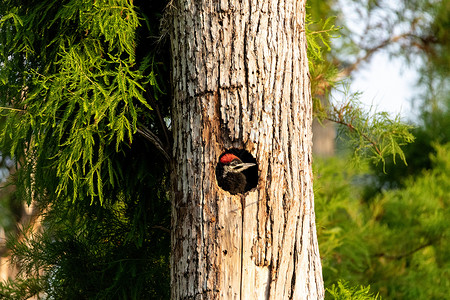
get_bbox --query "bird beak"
[231,162,257,173]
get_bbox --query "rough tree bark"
[170,0,324,298]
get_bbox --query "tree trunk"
[170,0,324,298]
[312,96,335,157]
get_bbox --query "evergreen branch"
[0,106,26,112]
[374,240,434,260]
[152,225,170,233]
[136,125,170,162]
[339,32,414,78]
[306,15,341,62]
[146,90,171,149]
[327,115,382,157]
[326,93,414,167]
[304,28,340,35]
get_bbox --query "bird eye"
[230,159,239,166]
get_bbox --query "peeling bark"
[170,0,324,298]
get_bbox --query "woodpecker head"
[219,153,256,176]
[216,152,258,194]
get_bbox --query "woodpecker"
[216,153,256,195]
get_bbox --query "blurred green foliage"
[315,142,450,299]
[311,1,450,295]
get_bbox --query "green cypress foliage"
[327,280,381,300]
[305,10,414,169]
[1,0,153,205]
[1,1,171,298]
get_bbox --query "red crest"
[220,153,239,164]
